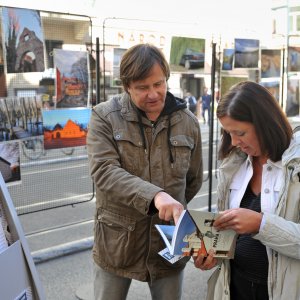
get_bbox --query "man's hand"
[154,191,184,224]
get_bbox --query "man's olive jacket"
[87,92,203,281]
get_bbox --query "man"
[87,43,203,300]
[200,87,211,124]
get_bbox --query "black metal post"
[96,37,100,105]
[208,42,216,212]
[280,48,285,108]
[102,19,106,101]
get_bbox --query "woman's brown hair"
[217,81,293,161]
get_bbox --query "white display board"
[0,173,45,300]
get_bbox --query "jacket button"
[224,290,228,295]
[264,188,270,194]
[267,166,272,171]
[128,225,133,230]
[115,134,121,139]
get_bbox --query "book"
[155,209,238,263]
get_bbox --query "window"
[297,15,300,31]
[16,90,37,97]
[45,40,63,68]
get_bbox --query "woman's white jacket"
[207,130,300,300]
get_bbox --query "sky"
[54,49,87,76]
[1,7,44,44]
[1,0,274,42]
[42,108,91,128]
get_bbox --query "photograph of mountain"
[222,48,234,71]
[234,38,259,68]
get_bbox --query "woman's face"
[219,116,262,157]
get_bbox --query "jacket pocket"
[95,208,137,268]
[170,135,194,177]
[113,129,144,175]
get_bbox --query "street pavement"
[15,111,300,300]
[17,121,216,299]
[20,196,215,300]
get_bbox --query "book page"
[172,210,197,255]
[154,224,175,250]
[155,210,198,256]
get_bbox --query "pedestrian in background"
[184,91,197,115]
[87,43,203,300]
[194,81,300,300]
[200,87,211,124]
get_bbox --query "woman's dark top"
[230,184,269,284]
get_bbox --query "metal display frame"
[0,173,45,299]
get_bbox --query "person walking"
[184,92,197,115]
[200,88,211,124]
[87,43,203,300]
[194,81,300,300]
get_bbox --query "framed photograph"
[1,7,45,73]
[260,79,280,102]
[169,36,205,72]
[0,141,21,184]
[261,49,281,78]
[220,76,248,97]
[0,97,43,142]
[222,49,234,71]
[42,107,91,150]
[54,49,90,108]
[112,48,127,87]
[286,78,300,117]
[234,38,259,68]
[288,47,300,72]
[0,40,7,97]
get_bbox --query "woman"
[194,81,300,300]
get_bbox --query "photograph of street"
[54,49,89,108]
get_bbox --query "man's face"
[127,63,167,121]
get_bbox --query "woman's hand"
[213,208,263,234]
[193,249,218,270]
